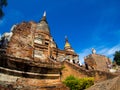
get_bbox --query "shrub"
[63,75,94,90]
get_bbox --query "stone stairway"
[86,75,120,90]
[0,73,69,90]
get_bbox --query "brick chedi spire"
[37,11,50,33]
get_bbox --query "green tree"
[0,0,7,18]
[113,51,120,65]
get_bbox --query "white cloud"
[97,48,109,55]
[78,44,120,64]
[0,33,1,40]
[98,44,120,56]
[97,44,120,61]
[78,48,92,64]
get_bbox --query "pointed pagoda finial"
[64,36,71,49]
[64,36,74,52]
[43,11,46,17]
[39,11,47,22]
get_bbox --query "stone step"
[0,73,19,82]
[16,83,69,90]
[0,66,60,79]
[0,73,69,90]
[16,78,61,87]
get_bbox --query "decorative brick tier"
[0,66,60,79]
[0,50,62,79]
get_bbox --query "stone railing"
[63,60,90,75]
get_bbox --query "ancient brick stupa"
[84,48,112,71]
[0,11,79,89]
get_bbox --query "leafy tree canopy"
[113,50,120,65]
[0,0,7,18]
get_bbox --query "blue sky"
[0,0,120,63]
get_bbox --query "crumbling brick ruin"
[0,12,119,90]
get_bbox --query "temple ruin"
[0,12,119,90]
